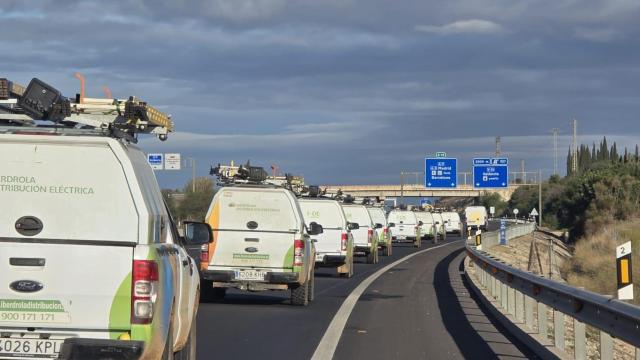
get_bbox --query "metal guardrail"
[474,221,536,249]
[466,231,640,359]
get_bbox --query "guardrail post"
[491,276,497,299]
[524,295,534,330]
[508,286,516,315]
[574,318,586,360]
[501,282,508,310]
[553,309,564,351]
[636,347,639,360]
[538,302,548,339]
[515,290,524,322]
[600,331,613,360]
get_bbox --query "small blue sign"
[473,157,508,188]
[420,198,432,207]
[147,153,164,170]
[425,158,457,188]
[499,218,507,245]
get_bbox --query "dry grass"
[562,219,640,305]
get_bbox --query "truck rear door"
[205,188,300,272]
[0,136,138,349]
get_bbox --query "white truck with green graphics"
[299,198,355,278]
[366,207,392,256]
[341,204,379,264]
[201,185,319,306]
[0,78,209,360]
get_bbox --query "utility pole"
[520,159,526,183]
[571,119,578,173]
[400,171,405,205]
[552,128,559,176]
[495,136,502,157]
[188,157,196,193]
[538,169,542,227]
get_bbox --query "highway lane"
[195,234,534,359]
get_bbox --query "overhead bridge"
[322,184,523,201]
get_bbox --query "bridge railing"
[465,227,640,359]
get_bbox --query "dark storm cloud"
[3,0,640,187]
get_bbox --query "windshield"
[343,205,372,227]
[367,208,386,225]
[299,200,345,229]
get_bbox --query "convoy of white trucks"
[0,76,493,359]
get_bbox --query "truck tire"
[383,242,392,256]
[366,250,375,264]
[174,317,196,360]
[291,279,310,306]
[201,280,226,302]
[307,270,315,303]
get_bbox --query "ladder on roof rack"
[0,77,174,142]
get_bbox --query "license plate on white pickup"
[0,338,63,359]
[396,235,407,240]
[234,270,266,281]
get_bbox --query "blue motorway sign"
[147,153,164,170]
[473,157,508,188]
[425,158,457,188]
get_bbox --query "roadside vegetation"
[480,137,640,302]
[163,177,216,222]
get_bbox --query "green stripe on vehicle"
[108,272,132,339]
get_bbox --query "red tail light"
[131,260,159,324]
[383,227,388,234]
[200,244,209,271]
[294,239,304,266]
[341,233,348,251]
[367,229,373,243]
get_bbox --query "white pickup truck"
[0,133,207,360]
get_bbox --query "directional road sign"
[473,157,508,188]
[148,153,163,170]
[165,153,181,170]
[425,158,457,188]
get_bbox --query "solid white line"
[310,240,463,360]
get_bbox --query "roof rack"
[210,160,312,196]
[0,77,174,142]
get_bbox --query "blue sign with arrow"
[473,157,508,188]
[425,158,457,188]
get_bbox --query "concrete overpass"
[322,184,524,201]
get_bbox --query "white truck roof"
[299,199,346,229]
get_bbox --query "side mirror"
[388,222,395,227]
[418,221,424,226]
[309,222,324,235]
[434,221,440,225]
[347,222,360,231]
[375,223,383,229]
[183,222,213,245]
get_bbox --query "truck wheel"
[307,270,315,303]
[174,317,196,360]
[291,280,310,306]
[384,242,392,256]
[201,280,226,302]
[366,250,375,264]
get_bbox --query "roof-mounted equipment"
[0,77,174,142]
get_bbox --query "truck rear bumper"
[353,245,372,254]
[202,270,300,284]
[316,254,346,266]
[59,338,144,360]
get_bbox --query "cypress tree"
[611,142,618,161]
[566,148,572,176]
[635,144,639,161]
[591,142,596,161]
[602,137,609,161]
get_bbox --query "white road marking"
[311,240,463,360]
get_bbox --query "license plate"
[0,338,63,359]
[397,235,406,240]
[234,270,266,281]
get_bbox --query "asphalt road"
[196,234,535,360]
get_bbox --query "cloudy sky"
[4,0,640,188]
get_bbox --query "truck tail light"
[367,229,373,243]
[294,240,304,266]
[131,260,159,325]
[341,233,348,251]
[200,243,209,271]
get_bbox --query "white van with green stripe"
[201,185,319,306]
[0,133,209,359]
